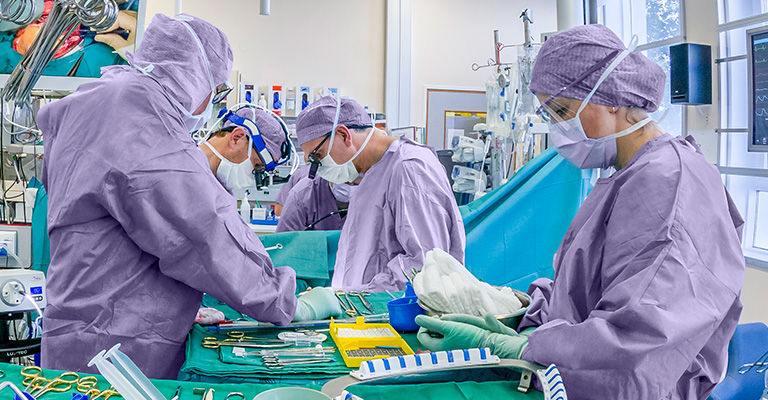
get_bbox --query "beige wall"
[741,265,768,324]
[410,0,559,127]
[145,0,386,112]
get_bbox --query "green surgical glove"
[293,287,342,321]
[415,314,530,359]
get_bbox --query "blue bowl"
[387,296,426,332]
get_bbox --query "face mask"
[205,138,255,197]
[546,36,653,170]
[316,96,375,184]
[330,183,357,203]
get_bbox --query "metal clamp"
[226,392,246,400]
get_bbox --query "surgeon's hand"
[416,314,529,358]
[293,287,343,321]
[94,10,137,51]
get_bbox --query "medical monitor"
[748,26,768,152]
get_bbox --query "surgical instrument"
[211,314,390,332]
[225,392,245,400]
[201,337,291,349]
[226,331,285,343]
[257,346,337,357]
[30,371,79,398]
[264,243,282,251]
[342,291,361,316]
[739,350,768,374]
[170,386,182,400]
[334,290,356,317]
[0,0,39,25]
[348,291,374,315]
[3,0,120,104]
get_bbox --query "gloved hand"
[441,314,537,337]
[415,314,529,359]
[194,307,226,325]
[293,287,343,321]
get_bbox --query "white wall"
[144,0,386,112]
[410,0,559,127]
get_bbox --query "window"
[594,0,684,136]
[718,0,768,265]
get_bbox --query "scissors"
[202,337,291,349]
[739,350,768,374]
[30,371,79,398]
[226,331,284,343]
[21,366,49,392]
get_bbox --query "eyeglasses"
[213,80,234,104]
[307,133,332,179]
[534,50,620,117]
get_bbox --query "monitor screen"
[0,0,143,79]
[749,27,768,152]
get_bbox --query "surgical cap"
[295,96,373,146]
[223,107,285,160]
[530,24,666,112]
[130,14,234,115]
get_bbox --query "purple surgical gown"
[332,137,466,292]
[517,134,745,399]
[275,166,310,206]
[37,17,297,379]
[276,176,344,232]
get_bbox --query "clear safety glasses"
[212,80,234,104]
[534,49,620,124]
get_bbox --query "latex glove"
[94,10,138,51]
[194,307,225,325]
[415,314,529,359]
[293,287,342,321]
[442,314,537,338]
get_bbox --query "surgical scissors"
[202,337,291,349]
[21,366,50,393]
[348,291,374,315]
[226,331,283,342]
[739,350,768,374]
[30,371,79,398]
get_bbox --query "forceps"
[202,337,291,349]
[226,331,284,343]
[739,350,768,374]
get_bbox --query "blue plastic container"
[387,296,426,332]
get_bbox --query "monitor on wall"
[748,25,768,152]
[0,0,146,79]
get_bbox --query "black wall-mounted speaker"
[670,43,712,105]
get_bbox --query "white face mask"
[316,96,375,184]
[205,138,255,197]
[546,35,653,170]
[330,182,357,203]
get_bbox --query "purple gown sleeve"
[104,149,297,325]
[517,278,554,331]
[276,190,310,233]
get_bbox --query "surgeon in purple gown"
[274,166,310,216]
[36,14,340,379]
[415,25,745,399]
[295,96,465,292]
[275,176,355,232]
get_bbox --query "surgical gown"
[37,16,297,379]
[517,134,745,399]
[275,166,310,206]
[275,176,344,232]
[332,137,465,292]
